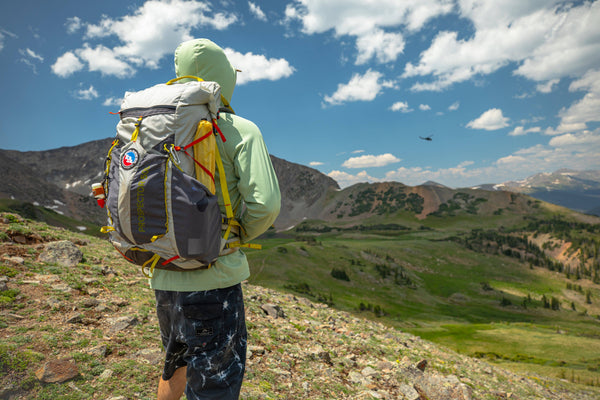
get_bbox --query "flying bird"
[419,135,433,141]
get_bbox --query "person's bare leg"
[157,366,187,400]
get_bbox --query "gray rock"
[107,316,139,333]
[38,240,83,267]
[261,303,285,318]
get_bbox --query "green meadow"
[247,213,600,387]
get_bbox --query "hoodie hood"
[174,38,237,106]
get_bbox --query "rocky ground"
[1,213,599,399]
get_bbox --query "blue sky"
[1,0,599,188]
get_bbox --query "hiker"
[152,38,281,400]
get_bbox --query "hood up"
[174,38,237,107]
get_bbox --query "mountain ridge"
[1,140,599,229]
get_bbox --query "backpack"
[94,76,255,277]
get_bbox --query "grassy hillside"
[5,214,600,399]
[248,202,600,388]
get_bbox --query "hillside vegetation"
[247,190,600,391]
[3,213,600,399]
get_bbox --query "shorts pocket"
[182,303,224,353]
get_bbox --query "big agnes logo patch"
[121,149,139,170]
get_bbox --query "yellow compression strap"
[142,254,161,279]
[214,143,236,242]
[100,226,115,233]
[226,241,262,250]
[130,117,143,142]
[166,76,234,113]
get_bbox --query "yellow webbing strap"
[105,139,119,176]
[166,75,234,114]
[215,145,234,221]
[142,254,161,279]
[226,241,262,250]
[131,116,143,142]
[100,226,115,233]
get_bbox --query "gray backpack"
[97,76,249,277]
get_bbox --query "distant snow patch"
[53,199,65,206]
[76,226,87,231]
[66,180,82,189]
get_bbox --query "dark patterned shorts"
[155,284,247,400]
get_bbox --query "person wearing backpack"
[153,38,281,400]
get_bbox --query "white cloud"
[549,130,600,148]
[384,161,480,187]
[309,161,324,166]
[351,149,365,154]
[546,69,600,135]
[77,44,135,78]
[285,0,452,64]
[18,48,44,74]
[324,69,395,106]
[53,0,239,77]
[389,101,412,113]
[0,29,17,52]
[419,104,431,111]
[405,2,600,91]
[328,170,380,188]
[355,29,405,65]
[74,85,99,100]
[223,48,295,84]
[448,101,459,111]
[329,128,600,188]
[509,126,541,136]
[249,2,267,21]
[22,48,43,62]
[342,153,401,168]
[536,79,559,93]
[51,51,84,77]
[65,16,83,34]
[103,97,124,107]
[467,108,510,131]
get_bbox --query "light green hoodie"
[149,39,281,291]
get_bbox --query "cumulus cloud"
[509,126,541,136]
[51,51,84,77]
[342,153,401,168]
[76,44,135,78]
[355,29,405,65]
[65,16,83,34]
[103,97,124,107]
[249,2,267,21]
[223,48,295,84]
[384,161,479,187]
[547,69,600,134]
[448,101,459,111]
[405,2,600,91]
[285,0,451,64]
[52,0,242,77]
[389,101,412,113]
[324,69,396,106]
[536,79,559,93]
[74,85,99,100]
[467,108,510,131]
[328,169,380,188]
[419,104,431,111]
